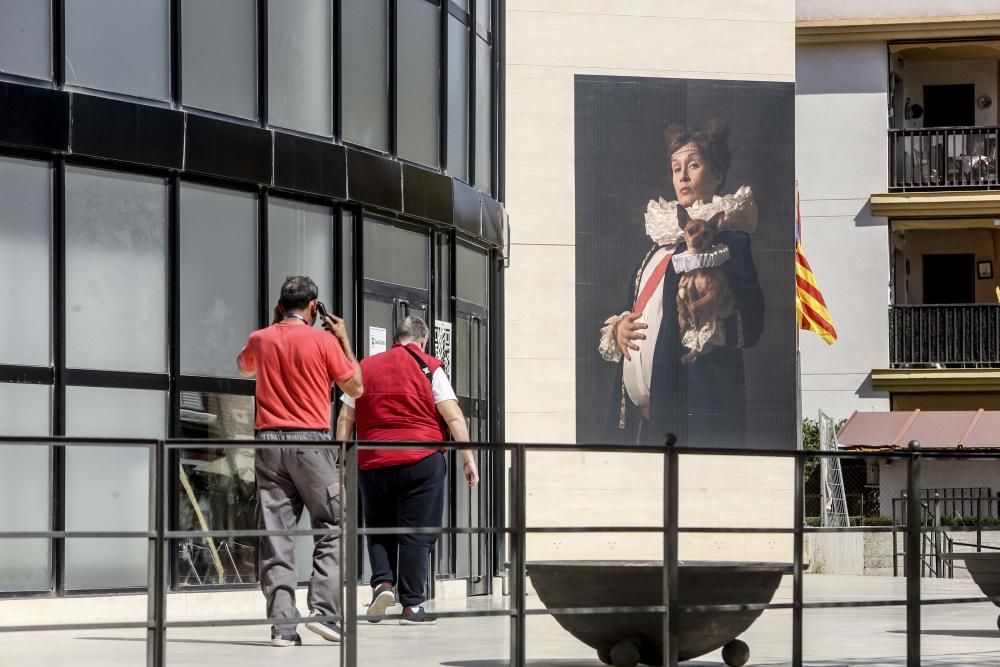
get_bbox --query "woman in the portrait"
[598,120,764,446]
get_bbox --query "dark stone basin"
[527,560,790,666]
[948,553,1000,630]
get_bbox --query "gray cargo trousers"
[255,430,342,635]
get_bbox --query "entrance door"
[358,218,431,588]
[453,243,492,595]
[922,253,975,304]
[922,84,975,128]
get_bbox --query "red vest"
[355,343,448,470]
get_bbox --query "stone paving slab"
[2,576,1000,666]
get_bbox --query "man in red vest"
[335,315,479,625]
[237,276,363,647]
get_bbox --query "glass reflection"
[176,392,257,586]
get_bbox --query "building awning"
[837,409,1000,451]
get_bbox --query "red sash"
[632,252,674,313]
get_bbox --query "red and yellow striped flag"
[795,189,837,345]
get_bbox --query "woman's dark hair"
[664,119,732,189]
[279,275,319,311]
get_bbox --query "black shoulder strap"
[402,345,434,385]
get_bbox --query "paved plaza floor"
[2,575,1000,666]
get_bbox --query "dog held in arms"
[675,207,735,363]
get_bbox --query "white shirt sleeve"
[339,368,456,407]
[431,368,458,404]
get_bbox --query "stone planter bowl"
[526,560,791,667]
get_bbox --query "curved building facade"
[0,0,505,595]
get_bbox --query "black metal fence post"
[662,435,679,667]
[510,443,527,666]
[793,451,804,667]
[906,441,922,667]
[344,441,359,667]
[146,439,166,667]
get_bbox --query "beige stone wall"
[504,1,797,562]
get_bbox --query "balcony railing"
[889,126,999,191]
[889,304,1000,368]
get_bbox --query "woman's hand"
[615,311,648,361]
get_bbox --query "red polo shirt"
[238,323,355,431]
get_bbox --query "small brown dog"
[675,208,735,363]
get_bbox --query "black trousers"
[359,452,446,607]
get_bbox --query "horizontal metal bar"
[524,526,665,534]
[678,527,796,534]
[0,436,157,446]
[0,621,152,633]
[165,526,511,539]
[0,531,155,539]
[803,526,899,534]
[524,605,668,616]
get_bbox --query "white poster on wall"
[434,320,452,377]
[368,326,387,355]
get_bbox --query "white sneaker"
[305,611,343,642]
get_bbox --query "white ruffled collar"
[643,185,758,246]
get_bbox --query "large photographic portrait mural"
[576,76,796,449]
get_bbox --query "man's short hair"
[279,276,319,311]
[395,316,430,344]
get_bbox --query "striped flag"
[796,188,837,345]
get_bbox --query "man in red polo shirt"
[335,316,478,625]
[237,276,363,647]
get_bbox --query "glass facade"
[397,0,440,166]
[267,0,334,136]
[0,0,503,596]
[0,0,52,80]
[341,0,389,150]
[0,157,51,367]
[65,0,170,100]
[181,0,258,119]
[179,184,257,379]
[65,167,168,373]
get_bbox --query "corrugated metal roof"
[836,409,1000,451]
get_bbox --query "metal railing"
[889,126,1000,190]
[3,436,1000,667]
[889,304,1000,368]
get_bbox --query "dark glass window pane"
[476,0,491,28]
[0,157,51,367]
[267,198,335,310]
[179,184,257,378]
[177,392,259,586]
[268,0,333,136]
[181,0,258,119]
[447,17,469,181]
[65,167,168,373]
[475,39,492,193]
[65,0,169,100]
[362,297,393,358]
[0,0,51,80]
[342,0,388,150]
[363,219,429,289]
[396,0,439,166]
[64,387,166,590]
[0,385,51,593]
[456,244,488,305]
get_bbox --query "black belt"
[256,428,330,434]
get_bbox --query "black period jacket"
[644,230,764,447]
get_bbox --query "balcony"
[890,126,1000,191]
[889,304,1000,368]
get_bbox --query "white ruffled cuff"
[599,311,630,362]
